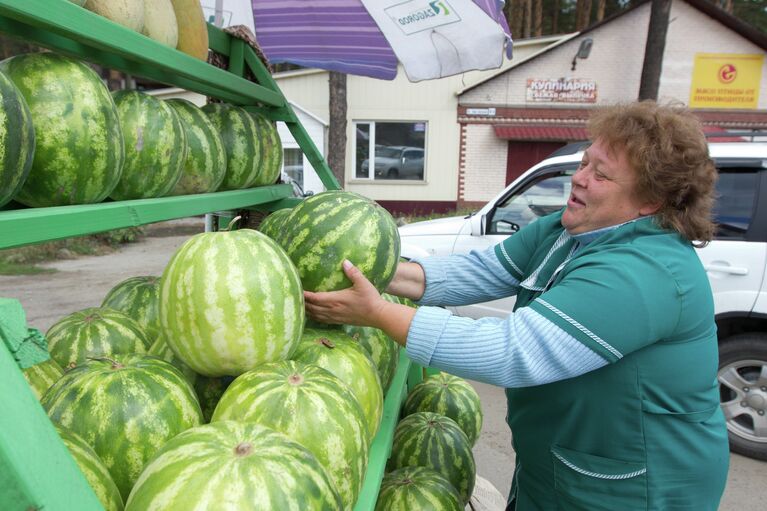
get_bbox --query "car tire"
[718,332,767,461]
[387,168,399,178]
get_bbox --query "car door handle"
[704,264,749,275]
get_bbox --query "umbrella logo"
[718,64,737,84]
[429,1,450,15]
[387,0,461,35]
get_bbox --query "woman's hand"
[304,260,417,346]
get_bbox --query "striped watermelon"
[165,98,227,195]
[42,354,203,500]
[102,276,161,340]
[387,412,476,504]
[257,207,292,241]
[22,358,63,400]
[110,90,186,199]
[0,68,34,208]
[376,466,462,511]
[211,360,369,510]
[278,191,400,292]
[147,334,197,386]
[248,111,282,186]
[46,307,150,368]
[402,373,483,446]
[342,324,399,393]
[292,329,383,443]
[0,52,124,207]
[201,103,261,190]
[55,425,124,511]
[124,421,343,510]
[193,375,232,423]
[159,229,304,377]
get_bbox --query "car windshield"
[376,147,402,158]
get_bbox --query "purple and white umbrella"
[251,0,513,82]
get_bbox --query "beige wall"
[274,36,564,203]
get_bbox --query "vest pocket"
[551,445,647,511]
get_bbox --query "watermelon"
[257,208,292,241]
[110,90,186,199]
[0,52,124,207]
[55,425,125,511]
[147,334,197,386]
[387,412,476,504]
[211,360,369,510]
[102,276,161,340]
[376,466,463,511]
[165,98,227,195]
[46,307,150,369]
[248,111,282,186]
[402,373,483,446]
[0,68,34,208]
[159,228,304,377]
[42,354,203,500]
[292,329,383,442]
[193,375,232,423]
[22,358,63,400]
[201,103,261,190]
[124,421,343,510]
[342,324,399,393]
[278,191,400,292]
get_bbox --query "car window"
[488,169,575,234]
[713,170,759,239]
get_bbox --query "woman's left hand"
[304,260,386,327]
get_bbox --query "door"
[506,141,566,184]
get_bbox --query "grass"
[0,227,144,276]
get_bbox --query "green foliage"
[398,206,476,225]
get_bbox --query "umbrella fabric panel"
[252,0,399,79]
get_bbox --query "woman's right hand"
[385,261,426,301]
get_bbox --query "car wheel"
[387,168,399,178]
[718,332,767,461]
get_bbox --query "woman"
[305,101,730,510]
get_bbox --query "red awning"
[493,125,588,141]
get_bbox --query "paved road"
[1,222,763,510]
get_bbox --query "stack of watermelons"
[0,49,283,208]
[24,188,485,509]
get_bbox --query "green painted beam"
[0,305,103,510]
[0,185,294,250]
[0,1,284,106]
[353,350,412,511]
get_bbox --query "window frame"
[352,120,428,182]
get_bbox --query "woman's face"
[561,138,657,235]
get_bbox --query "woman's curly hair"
[588,101,717,246]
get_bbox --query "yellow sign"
[689,53,763,109]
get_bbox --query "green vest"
[495,213,729,511]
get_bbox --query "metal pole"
[214,0,224,27]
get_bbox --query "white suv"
[399,139,767,461]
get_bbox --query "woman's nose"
[572,168,587,187]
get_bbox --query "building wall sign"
[689,53,763,109]
[525,78,598,103]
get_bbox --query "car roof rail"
[547,141,590,158]
[705,130,767,141]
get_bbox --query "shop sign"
[525,78,597,103]
[689,53,763,109]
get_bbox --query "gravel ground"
[1,217,762,509]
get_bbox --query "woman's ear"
[639,201,662,216]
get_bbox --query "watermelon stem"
[234,442,253,457]
[223,216,242,232]
[318,338,335,349]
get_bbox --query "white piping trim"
[521,230,571,290]
[554,452,646,480]
[499,243,523,275]
[535,299,623,359]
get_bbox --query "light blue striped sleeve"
[413,246,520,307]
[405,305,608,388]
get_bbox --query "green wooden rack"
[0,1,424,509]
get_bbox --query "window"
[283,148,303,187]
[713,170,759,239]
[488,169,575,234]
[354,121,426,181]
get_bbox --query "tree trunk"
[576,0,592,30]
[552,0,560,34]
[596,0,606,21]
[327,71,347,187]
[509,0,523,41]
[533,0,543,36]
[638,0,671,100]
[523,0,532,38]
